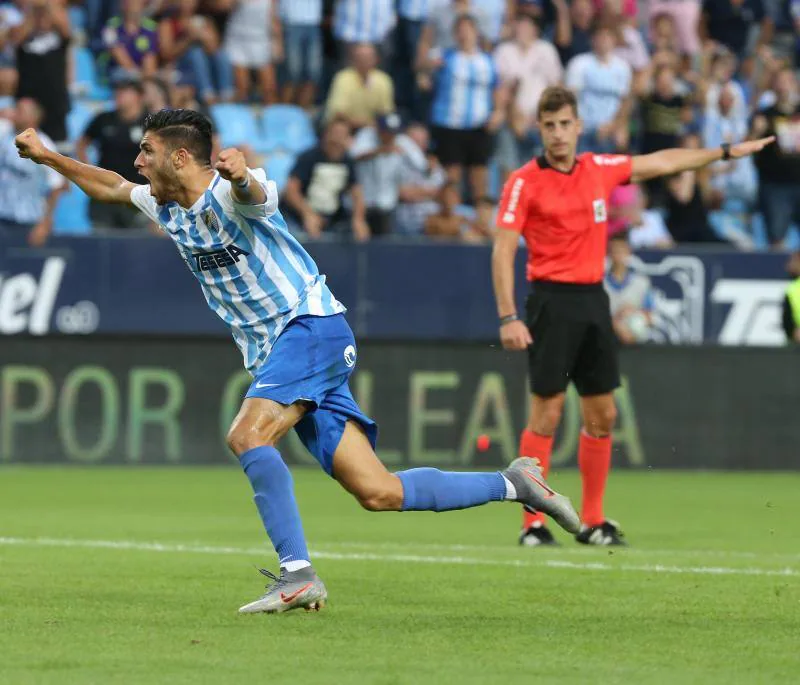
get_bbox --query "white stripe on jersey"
[130,169,345,373]
[333,0,395,43]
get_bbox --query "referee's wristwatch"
[499,314,519,326]
[721,143,732,161]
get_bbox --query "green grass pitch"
[2,467,799,685]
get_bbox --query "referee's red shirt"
[497,153,632,284]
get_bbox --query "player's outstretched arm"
[15,128,137,204]
[630,137,775,183]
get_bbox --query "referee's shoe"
[519,523,559,547]
[575,520,626,546]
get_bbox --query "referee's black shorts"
[525,280,620,398]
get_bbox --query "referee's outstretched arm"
[629,136,775,183]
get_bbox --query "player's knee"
[226,417,285,456]
[529,401,563,435]
[585,404,617,436]
[354,476,403,512]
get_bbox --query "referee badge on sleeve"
[592,199,607,223]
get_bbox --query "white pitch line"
[1,536,799,578]
[317,540,800,562]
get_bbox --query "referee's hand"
[500,320,532,351]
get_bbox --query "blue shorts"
[245,313,377,475]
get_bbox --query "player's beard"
[149,165,182,205]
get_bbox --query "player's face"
[135,133,179,204]
[538,106,581,162]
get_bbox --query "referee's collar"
[537,154,579,175]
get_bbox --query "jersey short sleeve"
[231,167,279,219]
[496,171,530,233]
[590,154,633,195]
[130,184,161,223]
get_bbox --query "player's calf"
[349,474,404,511]
[527,393,566,436]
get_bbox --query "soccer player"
[15,109,580,614]
[491,86,772,547]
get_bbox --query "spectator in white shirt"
[0,98,65,246]
[224,0,283,104]
[350,112,406,235]
[609,184,675,249]
[494,14,562,173]
[604,232,656,344]
[333,0,396,62]
[396,122,446,235]
[565,21,632,152]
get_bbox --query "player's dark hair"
[537,86,578,120]
[609,230,630,245]
[143,108,213,166]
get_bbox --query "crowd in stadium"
[1,0,800,248]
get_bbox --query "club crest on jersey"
[193,245,250,272]
[593,199,607,223]
[201,209,221,231]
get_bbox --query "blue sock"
[240,446,310,565]
[396,468,507,512]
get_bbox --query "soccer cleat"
[502,457,581,535]
[519,522,559,547]
[238,566,328,614]
[575,520,627,546]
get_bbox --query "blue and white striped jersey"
[0,121,64,225]
[398,0,432,21]
[130,169,345,374]
[333,0,396,43]
[430,49,498,130]
[280,0,322,25]
[565,53,632,132]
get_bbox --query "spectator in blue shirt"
[429,14,506,203]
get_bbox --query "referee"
[492,85,772,547]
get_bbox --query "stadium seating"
[68,5,87,30]
[53,183,91,235]
[72,46,112,101]
[260,105,316,154]
[209,104,270,153]
[265,151,296,193]
[66,103,96,141]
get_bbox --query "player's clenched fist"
[215,148,248,184]
[14,128,48,163]
[500,319,533,351]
